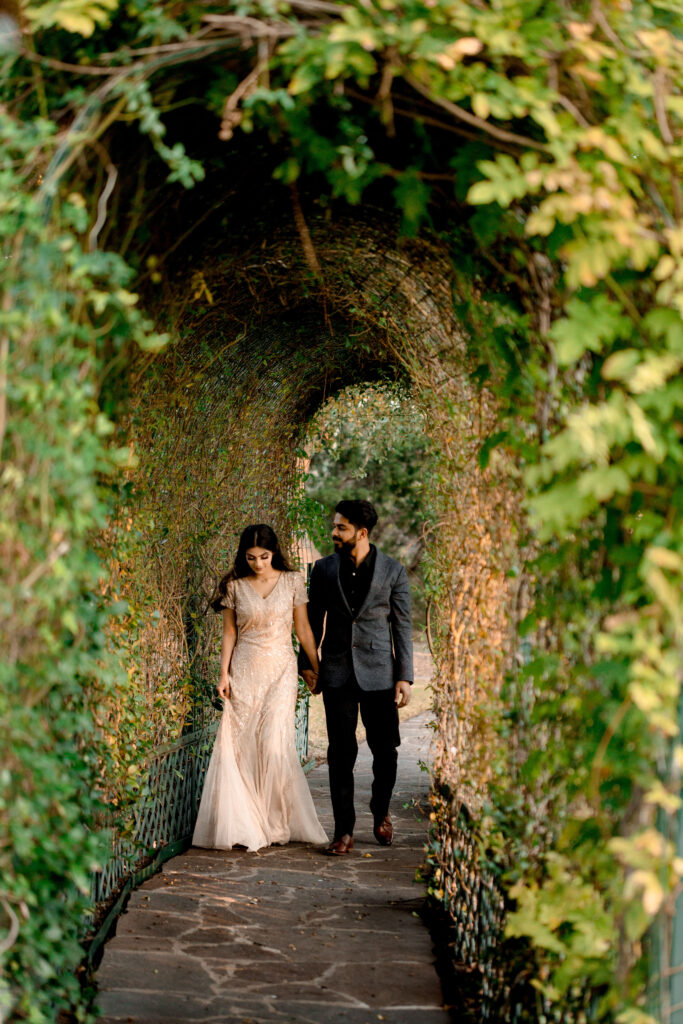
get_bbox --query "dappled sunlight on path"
[97,714,447,1024]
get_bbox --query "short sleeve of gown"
[218,579,236,610]
[292,572,308,608]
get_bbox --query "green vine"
[0,112,167,1020]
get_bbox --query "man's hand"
[394,680,411,708]
[302,669,320,695]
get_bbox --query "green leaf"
[602,348,640,381]
[392,170,431,236]
[550,295,632,365]
[26,0,121,36]
[467,155,528,208]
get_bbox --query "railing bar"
[88,694,309,922]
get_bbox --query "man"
[300,499,413,856]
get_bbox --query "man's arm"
[389,565,414,707]
[297,561,326,675]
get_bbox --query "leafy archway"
[119,202,498,741]
[1,2,681,1022]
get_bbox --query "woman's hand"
[294,604,321,690]
[302,669,320,695]
[217,676,230,700]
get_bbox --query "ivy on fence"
[0,115,167,1020]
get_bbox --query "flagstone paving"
[97,712,449,1024]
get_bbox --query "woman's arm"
[218,607,237,699]
[297,562,325,673]
[294,603,319,684]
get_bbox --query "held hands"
[394,680,411,709]
[302,669,321,695]
[217,675,231,700]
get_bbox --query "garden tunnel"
[90,147,520,1011]
[26,78,636,1024]
[119,191,517,776]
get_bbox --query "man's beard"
[334,535,357,556]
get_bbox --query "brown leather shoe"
[324,834,354,856]
[373,814,393,846]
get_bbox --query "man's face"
[332,514,359,555]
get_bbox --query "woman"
[193,524,328,851]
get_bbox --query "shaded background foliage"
[304,381,432,617]
[1,1,682,1022]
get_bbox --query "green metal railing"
[86,691,310,954]
[443,814,506,1020]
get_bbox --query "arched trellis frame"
[120,201,520,770]
[82,126,524,1003]
[112,202,525,1019]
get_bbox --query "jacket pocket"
[369,638,393,651]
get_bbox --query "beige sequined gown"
[193,571,328,851]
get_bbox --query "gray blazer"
[299,550,414,691]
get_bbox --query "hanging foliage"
[0,114,168,1021]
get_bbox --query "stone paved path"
[97,712,448,1024]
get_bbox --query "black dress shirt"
[339,544,377,618]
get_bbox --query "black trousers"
[323,676,400,838]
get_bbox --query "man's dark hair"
[335,499,378,534]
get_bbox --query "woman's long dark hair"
[211,524,294,612]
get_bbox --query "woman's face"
[245,546,274,575]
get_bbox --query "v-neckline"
[243,572,283,601]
